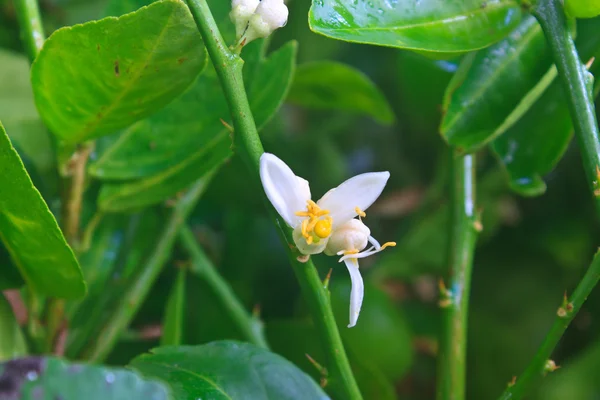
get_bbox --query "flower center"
[295,200,333,244]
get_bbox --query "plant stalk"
[534,0,600,211]
[184,1,362,398]
[179,226,269,349]
[83,177,212,362]
[498,249,600,399]
[13,0,45,62]
[436,152,479,400]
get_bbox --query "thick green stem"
[13,0,45,62]
[83,177,212,362]
[184,1,361,398]
[179,226,269,349]
[534,0,600,211]
[436,152,479,400]
[498,249,600,399]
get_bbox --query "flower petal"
[260,153,311,227]
[317,172,390,228]
[344,258,364,328]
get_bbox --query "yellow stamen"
[355,206,366,218]
[295,200,333,244]
[344,249,359,255]
[381,242,396,250]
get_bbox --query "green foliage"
[289,61,394,124]
[309,0,522,52]
[130,342,330,399]
[441,16,553,152]
[160,268,186,346]
[0,122,84,298]
[31,0,207,145]
[0,357,171,399]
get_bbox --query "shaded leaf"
[93,41,297,212]
[0,122,85,299]
[0,294,27,361]
[309,0,522,53]
[130,341,329,399]
[31,0,207,144]
[160,268,186,346]
[440,16,552,151]
[0,357,171,399]
[288,61,394,124]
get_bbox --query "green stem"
[83,177,212,362]
[534,0,600,211]
[179,226,269,349]
[436,152,479,400]
[184,1,362,398]
[13,0,45,62]
[498,249,600,399]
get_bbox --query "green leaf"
[160,268,186,346]
[0,294,27,361]
[93,41,297,212]
[491,17,600,196]
[309,0,522,53]
[0,357,171,399]
[287,61,394,124]
[0,122,85,299]
[440,16,553,151]
[130,342,329,399]
[31,0,207,145]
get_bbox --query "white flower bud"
[230,0,260,39]
[324,219,370,256]
[243,0,288,44]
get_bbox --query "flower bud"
[230,0,260,39]
[324,219,370,256]
[243,0,288,44]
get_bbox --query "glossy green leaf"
[330,279,413,380]
[0,122,85,299]
[0,357,171,399]
[288,61,394,124]
[440,16,553,151]
[130,342,329,399]
[93,41,297,212]
[491,18,600,196]
[309,0,522,53]
[160,268,186,346]
[31,0,207,144]
[0,294,27,361]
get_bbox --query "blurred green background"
[1,0,600,398]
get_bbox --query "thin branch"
[179,226,269,349]
[184,1,362,398]
[436,152,479,400]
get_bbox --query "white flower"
[260,153,396,328]
[230,0,260,40]
[232,0,288,46]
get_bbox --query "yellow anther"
[344,249,359,255]
[296,200,333,244]
[314,219,332,238]
[381,242,396,250]
[355,207,366,218]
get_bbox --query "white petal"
[260,153,311,227]
[344,258,364,328]
[317,172,390,228]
